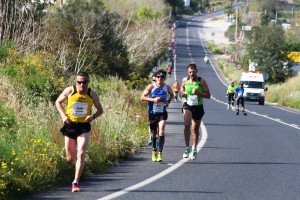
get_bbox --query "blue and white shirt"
[148,84,168,114]
[235,87,244,99]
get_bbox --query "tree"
[103,0,171,75]
[224,1,233,21]
[190,0,202,13]
[164,0,185,17]
[41,0,129,78]
[246,24,293,83]
[260,13,270,26]
[0,0,56,52]
[203,0,210,9]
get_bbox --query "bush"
[0,42,13,62]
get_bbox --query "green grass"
[0,57,148,199]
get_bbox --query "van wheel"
[259,101,264,105]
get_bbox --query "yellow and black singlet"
[65,86,93,123]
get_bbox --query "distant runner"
[172,80,180,102]
[235,82,247,116]
[226,81,236,111]
[167,66,172,78]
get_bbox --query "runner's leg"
[183,109,192,147]
[158,120,166,152]
[74,132,90,182]
[65,136,77,163]
[191,119,201,149]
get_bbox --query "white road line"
[210,95,300,130]
[270,105,300,114]
[97,123,208,200]
[97,23,207,199]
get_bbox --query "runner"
[147,75,159,146]
[167,65,172,78]
[55,71,103,192]
[181,63,211,160]
[226,81,236,111]
[172,80,180,102]
[235,82,247,116]
[141,70,174,162]
[204,54,209,64]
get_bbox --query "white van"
[240,71,268,105]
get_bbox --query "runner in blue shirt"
[235,82,247,116]
[141,70,174,162]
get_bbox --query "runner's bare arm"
[181,77,187,98]
[199,79,211,99]
[55,86,73,123]
[90,91,104,122]
[167,85,174,102]
[141,84,157,102]
[164,85,174,107]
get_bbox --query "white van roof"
[240,72,264,82]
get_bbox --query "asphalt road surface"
[23,11,300,200]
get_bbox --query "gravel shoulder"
[202,14,232,45]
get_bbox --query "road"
[23,12,300,200]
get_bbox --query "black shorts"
[148,112,168,134]
[228,93,235,101]
[60,122,91,139]
[236,98,244,106]
[182,104,205,120]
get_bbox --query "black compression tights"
[152,137,157,149]
[158,136,165,152]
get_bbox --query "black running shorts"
[60,122,91,139]
[183,104,205,120]
[148,112,168,134]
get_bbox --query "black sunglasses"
[77,80,88,84]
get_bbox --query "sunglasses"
[77,80,88,84]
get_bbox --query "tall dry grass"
[265,72,300,109]
[0,71,148,199]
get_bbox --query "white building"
[184,0,190,7]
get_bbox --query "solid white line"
[97,123,208,200]
[270,105,300,114]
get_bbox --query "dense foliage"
[41,0,130,77]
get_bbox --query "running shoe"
[236,111,239,115]
[182,147,190,158]
[227,105,229,110]
[157,152,163,162]
[152,150,157,162]
[231,106,236,111]
[72,183,80,192]
[190,148,197,160]
[147,139,152,145]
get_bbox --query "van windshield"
[241,81,264,89]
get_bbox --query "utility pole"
[235,6,238,43]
